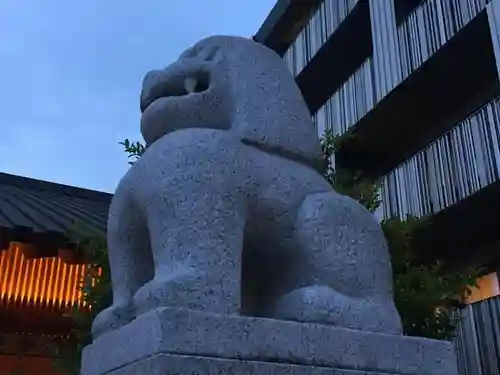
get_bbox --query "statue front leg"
[92,187,154,340]
[270,191,402,334]
[132,174,247,317]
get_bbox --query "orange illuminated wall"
[466,272,500,304]
[0,243,87,310]
[0,354,62,375]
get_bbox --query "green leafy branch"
[119,139,146,165]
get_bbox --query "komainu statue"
[92,36,402,339]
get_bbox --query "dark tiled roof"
[0,172,112,254]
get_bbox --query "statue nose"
[139,60,209,113]
[142,57,205,89]
[140,70,163,110]
[142,70,162,90]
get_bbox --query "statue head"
[140,35,323,167]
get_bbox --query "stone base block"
[102,353,434,375]
[81,308,458,375]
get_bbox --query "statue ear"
[179,47,199,60]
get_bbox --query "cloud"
[0,0,276,192]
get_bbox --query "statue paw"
[133,269,205,315]
[269,285,402,334]
[91,302,135,340]
[133,279,167,315]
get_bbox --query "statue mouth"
[140,70,211,113]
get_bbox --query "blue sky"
[0,0,276,193]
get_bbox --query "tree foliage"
[119,139,145,165]
[51,230,111,375]
[53,131,481,374]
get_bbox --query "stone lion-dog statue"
[91,35,402,340]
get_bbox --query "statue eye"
[203,47,220,62]
[179,46,220,62]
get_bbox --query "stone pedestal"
[81,308,458,375]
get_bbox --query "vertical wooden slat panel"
[0,243,86,310]
[376,95,500,220]
[284,0,360,77]
[455,296,500,375]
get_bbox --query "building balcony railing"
[284,0,361,77]
[378,94,500,220]
[285,0,373,115]
[395,0,492,91]
[335,8,499,178]
[313,56,376,137]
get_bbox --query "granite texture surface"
[104,354,403,375]
[82,308,458,375]
[92,35,402,340]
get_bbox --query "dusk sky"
[0,0,276,193]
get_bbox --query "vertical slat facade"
[454,296,500,375]
[488,0,500,78]
[379,96,500,219]
[398,0,491,83]
[284,0,359,77]
[0,243,86,310]
[313,57,376,136]
[283,0,500,221]
[280,2,500,374]
[369,0,403,102]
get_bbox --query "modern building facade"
[255,0,500,373]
